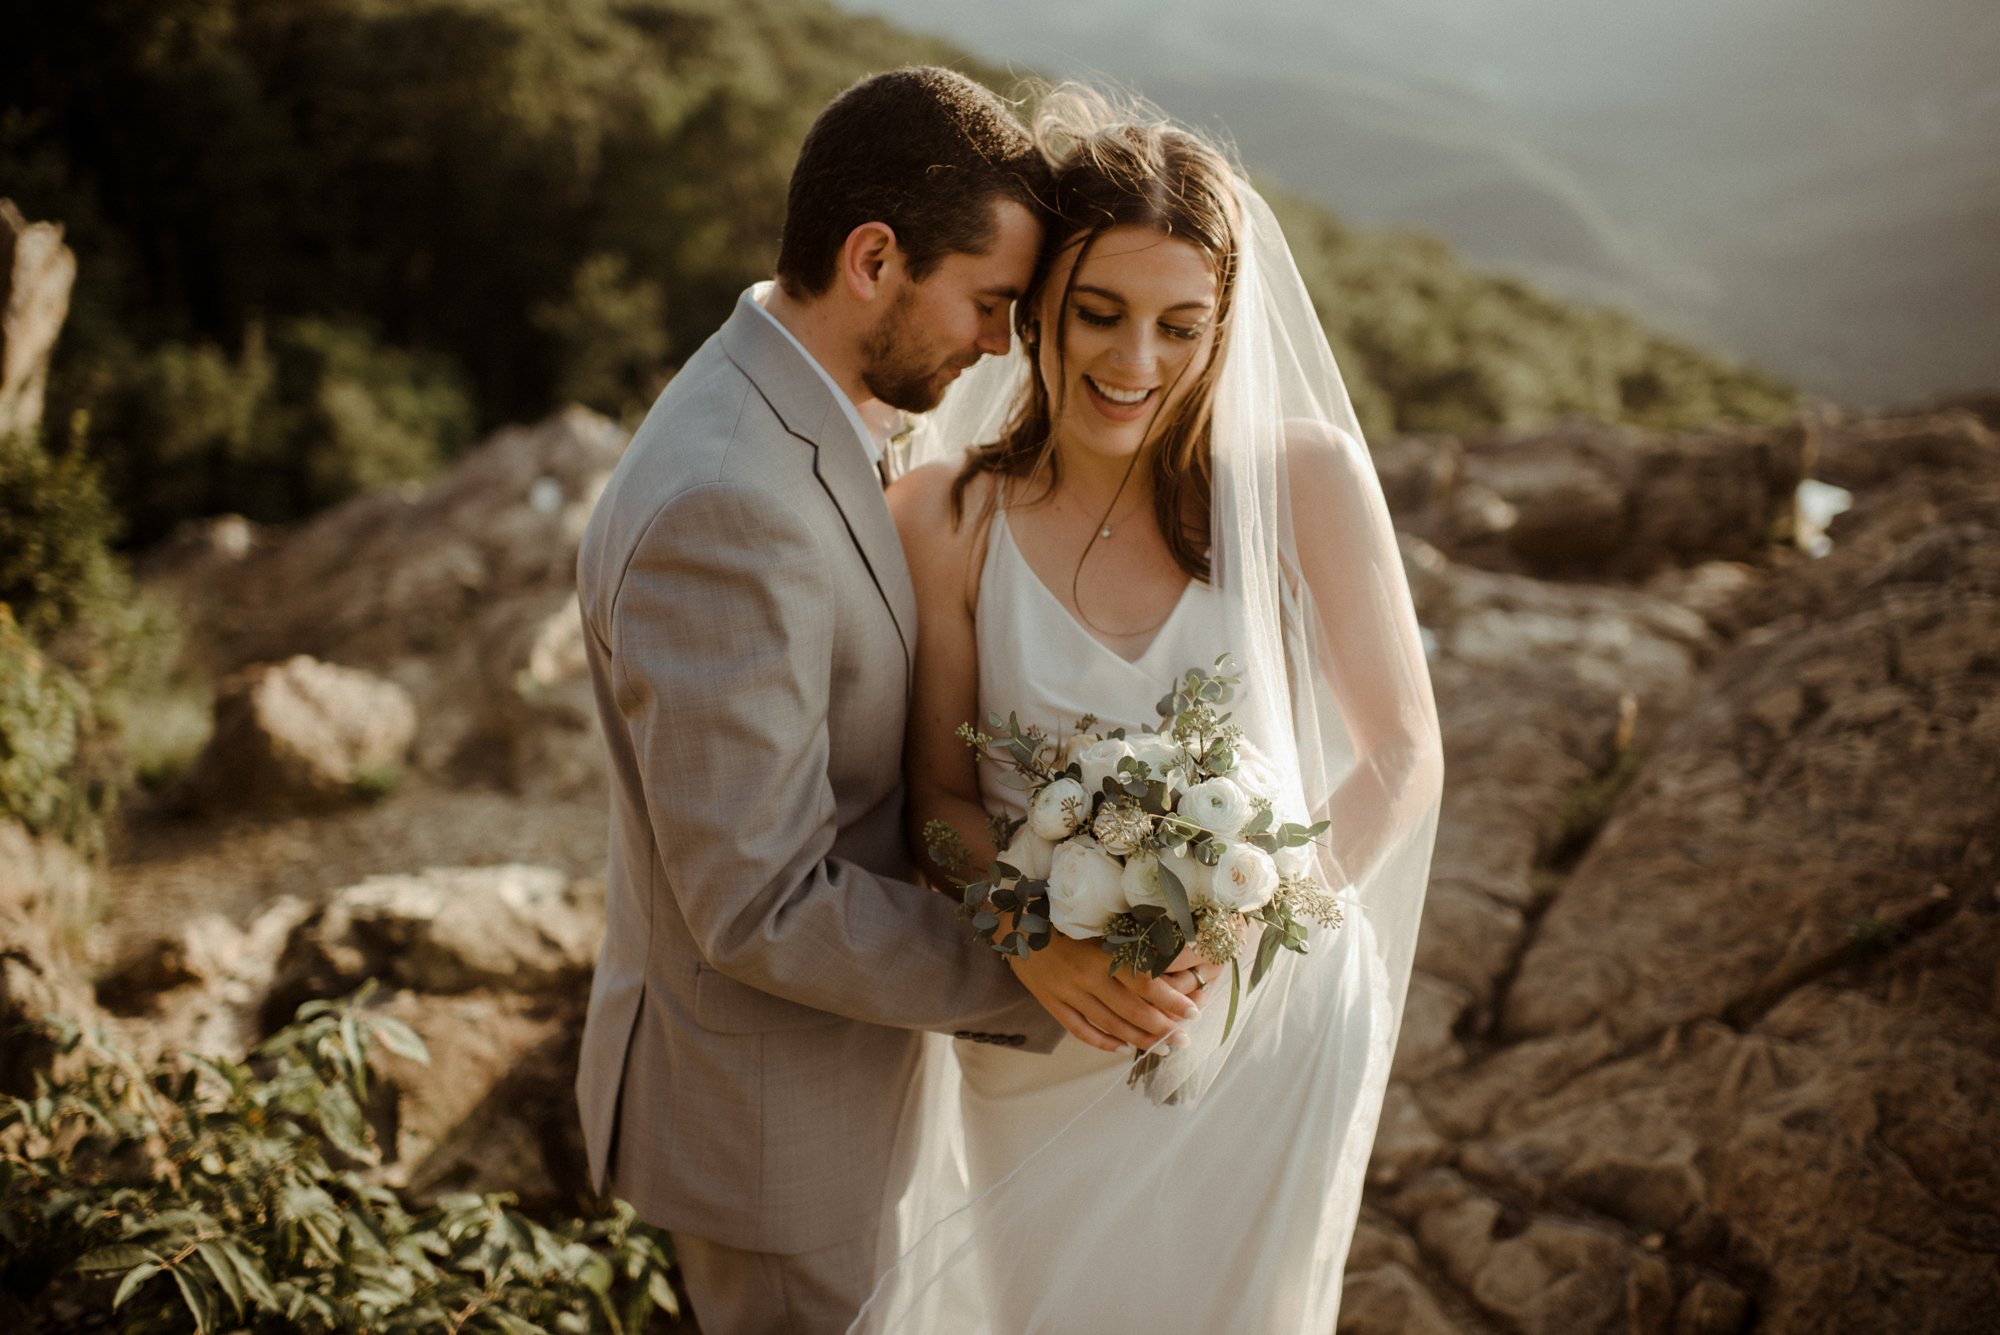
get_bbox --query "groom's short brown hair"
[776,67,1046,299]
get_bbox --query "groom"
[574,68,1205,1332]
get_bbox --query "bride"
[864,91,1444,1331]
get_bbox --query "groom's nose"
[975,311,1013,357]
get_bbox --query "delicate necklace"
[1062,483,1144,540]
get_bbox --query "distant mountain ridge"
[845,0,2000,406]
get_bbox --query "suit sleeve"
[608,478,1061,1044]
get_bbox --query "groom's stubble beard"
[859,285,976,413]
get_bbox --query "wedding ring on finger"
[1192,968,1207,990]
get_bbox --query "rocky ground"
[5,399,1997,1333]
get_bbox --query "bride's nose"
[1109,331,1160,372]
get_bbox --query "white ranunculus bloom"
[1125,733,1183,788]
[1211,844,1281,913]
[1047,837,1128,939]
[1028,777,1090,840]
[1062,732,1102,767]
[999,826,1056,881]
[1178,777,1255,838]
[1074,737,1135,794]
[1273,840,1316,881]
[1227,743,1283,802]
[1120,851,1168,910]
[1122,847,1211,911]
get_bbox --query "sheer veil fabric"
[853,180,1444,1332]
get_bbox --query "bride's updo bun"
[952,85,1244,584]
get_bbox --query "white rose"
[1210,844,1281,913]
[1075,736,1136,794]
[999,826,1056,880]
[1122,847,1210,911]
[1178,777,1254,838]
[1028,777,1090,840]
[1047,837,1129,939]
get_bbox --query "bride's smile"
[1038,223,1219,461]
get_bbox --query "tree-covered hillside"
[3,0,1793,545]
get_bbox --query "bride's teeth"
[1088,377,1151,405]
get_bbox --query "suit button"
[1006,1034,1026,1047]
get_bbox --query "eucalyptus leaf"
[1155,860,1198,942]
[1251,925,1284,988]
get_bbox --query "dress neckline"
[995,510,1200,670]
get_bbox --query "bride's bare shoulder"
[887,459,996,569]
[1281,417,1372,506]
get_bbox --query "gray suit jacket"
[574,289,1061,1255]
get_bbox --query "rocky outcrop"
[255,864,602,1209]
[181,655,418,813]
[1375,421,1809,581]
[77,407,1997,1331]
[1352,419,2000,1333]
[147,408,625,797]
[0,200,76,442]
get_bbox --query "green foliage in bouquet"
[933,659,1343,1054]
[0,991,680,1334]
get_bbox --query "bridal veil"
[855,165,1444,1332]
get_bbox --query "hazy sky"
[844,0,2000,403]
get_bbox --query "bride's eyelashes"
[1071,304,1206,343]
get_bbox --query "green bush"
[3,0,1796,550]
[0,991,681,1333]
[79,318,473,545]
[0,607,87,840]
[0,426,161,850]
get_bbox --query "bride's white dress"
[855,508,1398,1333]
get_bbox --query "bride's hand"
[1010,934,1211,1053]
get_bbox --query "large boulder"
[182,655,417,814]
[265,863,601,1013]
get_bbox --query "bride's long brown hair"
[950,91,1241,584]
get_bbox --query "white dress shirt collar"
[750,281,883,466]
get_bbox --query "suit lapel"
[719,289,919,681]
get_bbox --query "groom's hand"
[1009,935,1210,1053]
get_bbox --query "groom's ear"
[840,222,903,302]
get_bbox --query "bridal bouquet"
[926,657,1343,1073]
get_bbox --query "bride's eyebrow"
[1071,283,1212,314]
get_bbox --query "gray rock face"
[269,864,600,1004]
[1379,421,1808,580]
[1356,421,2000,1335]
[73,406,1994,1330]
[184,655,417,813]
[149,408,626,797]
[250,864,603,1209]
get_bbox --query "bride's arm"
[889,463,1207,1052]
[1286,420,1446,890]
[887,463,1002,886]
